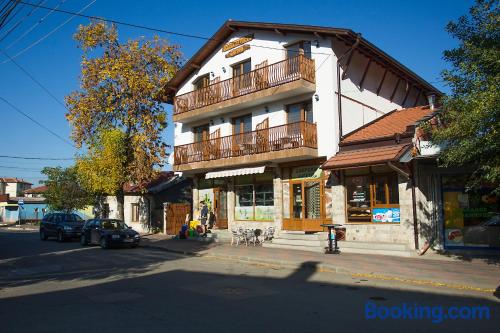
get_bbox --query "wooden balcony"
[174,121,318,172]
[173,55,316,123]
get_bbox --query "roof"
[342,105,436,144]
[322,144,410,170]
[11,197,46,203]
[163,20,441,101]
[24,185,48,194]
[0,177,32,185]
[123,171,175,193]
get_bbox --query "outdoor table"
[320,223,342,254]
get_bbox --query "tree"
[41,167,93,213]
[66,21,181,218]
[433,0,499,193]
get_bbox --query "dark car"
[80,219,140,249]
[39,213,85,242]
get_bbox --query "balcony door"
[193,74,210,108]
[232,59,252,95]
[232,114,252,155]
[193,124,210,161]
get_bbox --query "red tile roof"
[24,185,48,194]
[322,144,410,170]
[0,177,33,185]
[342,105,436,144]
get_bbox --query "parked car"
[39,213,85,242]
[80,218,140,249]
[463,214,500,247]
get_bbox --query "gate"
[164,203,191,235]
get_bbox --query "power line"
[1,0,96,63]
[0,165,43,171]
[4,0,66,50]
[0,48,67,109]
[0,0,44,42]
[16,1,333,56]
[0,95,74,147]
[0,155,73,160]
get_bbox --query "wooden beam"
[190,63,201,69]
[359,59,372,90]
[274,28,285,36]
[401,84,412,106]
[390,79,401,102]
[341,49,356,80]
[314,32,323,39]
[376,68,388,96]
[413,89,422,107]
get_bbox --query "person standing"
[200,201,209,236]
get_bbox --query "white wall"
[105,195,151,233]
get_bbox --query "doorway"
[213,187,228,229]
[284,179,324,231]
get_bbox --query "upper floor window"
[287,100,313,123]
[193,124,210,142]
[286,41,312,59]
[193,74,210,91]
[232,59,251,77]
[233,114,252,135]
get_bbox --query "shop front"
[197,178,228,229]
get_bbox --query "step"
[272,238,322,247]
[277,232,326,241]
[338,247,414,257]
[336,241,409,252]
[262,242,325,253]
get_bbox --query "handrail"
[174,55,315,115]
[174,121,317,165]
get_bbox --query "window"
[287,100,313,124]
[345,172,400,223]
[131,203,140,222]
[285,41,312,59]
[193,124,210,142]
[233,114,252,135]
[234,173,274,221]
[232,59,252,91]
[193,74,210,90]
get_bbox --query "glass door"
[214,187,228,229]
[292,183,303,219]
[287,179,324,231]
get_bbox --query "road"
[0,229,498,332]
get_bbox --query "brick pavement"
[141,234,500,293]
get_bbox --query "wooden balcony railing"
[174,55,316,115]
[174,121,317,165]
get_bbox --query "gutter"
[336,34,361,145]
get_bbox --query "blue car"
[40,213,84,242]
[80,218,140,249]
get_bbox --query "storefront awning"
[321,144,411,170]
[205,166,266,179]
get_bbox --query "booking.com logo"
[365,302,491,323]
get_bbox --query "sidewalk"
[141,234,500,294]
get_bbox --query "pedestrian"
[200,201,209,236]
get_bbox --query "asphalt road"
[0,229,498,333]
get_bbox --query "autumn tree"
[433,0,499,192]
[41,167,93,213]
[66,21,181,219]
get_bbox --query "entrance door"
[285,179,324,231]
[214,187,228,229]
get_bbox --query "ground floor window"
[345,169,400,223]
[235,173,274,221]
[131,203,139,222]
[442,174,499,248]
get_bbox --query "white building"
[163,21,441,250]
[0,177,32,197]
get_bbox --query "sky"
[0,0,474,185]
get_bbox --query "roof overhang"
[162,21,442,103]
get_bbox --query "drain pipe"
[336,33,361,145]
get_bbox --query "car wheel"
[40,229,48,241]
[57,230,65,243]
[100,237,109,249]
[80,235,88,246]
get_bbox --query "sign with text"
[222,34,254,52]
[225,45,250,58]
[372,208,400,223]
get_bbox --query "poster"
[372,208,400,223]
[235,206,253,220]
[255,206,274,221]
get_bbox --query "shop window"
[234,174,274,221]
[442,175,500,248]
[345,172,400,223]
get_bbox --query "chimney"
[427,94,436,110]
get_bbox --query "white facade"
[0,180,31,197]
[104,195,152,234]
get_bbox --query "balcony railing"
[174,55,315,115]
[174,121,317,165]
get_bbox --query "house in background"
[24,185,48,198]
[104,172,192,233]
[162,21,441,251]
[0,177,32,197]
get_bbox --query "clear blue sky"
[0,0,474,185]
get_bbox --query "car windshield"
[101,220,128,230]
[64,214,84,222]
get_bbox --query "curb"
[140,241,496,294]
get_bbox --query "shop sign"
[419,141,442,156]
[225,45,250,58]
[222,34,254,52]
[292,166,322,179]
[372,208,400,223]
